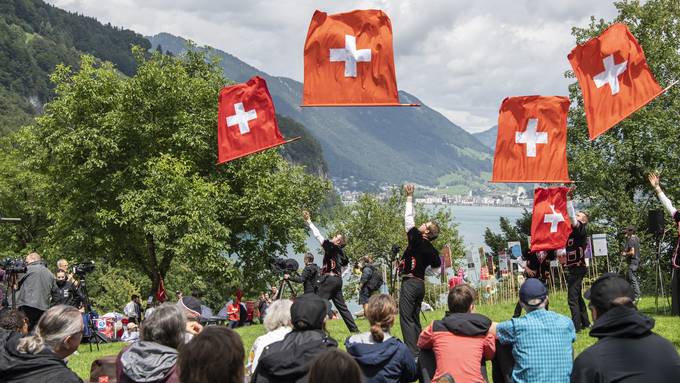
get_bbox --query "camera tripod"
[77,274,108,351]
[653,231,672,314]
[276,276,297,300]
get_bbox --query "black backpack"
[365,265,383,291]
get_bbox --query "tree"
[483,209,531,258]
[11,48,329,298]
[326,189,464,295]
[566,0,680,292]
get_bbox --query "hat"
[290,293,327,330]
[179,296,202,319]
[584,273,634,310]
[625,226,636,233]
[519,278,548,306]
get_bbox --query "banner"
[592,234,608,256]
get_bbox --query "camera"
[1,258,27,274]
[271,257,299,273]
[73,260,95,276]
[391,244,401,255]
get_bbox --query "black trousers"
[566,266,590,331]
[628,264,641,300]
[399,277,425,356]
[19,305,44,333]
[672,268,679,316]
[317,275,359,332]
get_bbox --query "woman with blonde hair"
[246,298,293,375]
[345,294,417,383]
[0,305,83,382]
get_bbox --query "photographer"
[15,252,57,332]
[284,253,320,295]
[357,256,382,314]
[51,269,83,308]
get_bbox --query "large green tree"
[4,49,329,299]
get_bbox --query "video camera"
[271,257,299,273]
[73,260,95,277]
[391,244,401,255]
[1,258,27,274]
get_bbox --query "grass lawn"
[69,292,680,380]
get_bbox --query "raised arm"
[566,189,578,227]
[649,173,677,216]
[404,184,415,232]
[303,210,325,244]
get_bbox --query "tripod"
[276,276,297,300]
[77,274,108,351]
[654,231,672,314]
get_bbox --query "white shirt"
[246,326,292,375]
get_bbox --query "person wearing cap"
[572,273,680,382]
[303,210,359,333]
[622,226,641,301]
[648,172,680,316]
[564,191,592,331]
[178,295,203,341]
[494,278,576,383]
[251,293,338,383]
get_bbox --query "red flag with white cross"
[217,76,287,164]
[568,23,663,140]
[491,96,571,183]
[531,187,572,252]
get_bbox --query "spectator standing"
[246,299,293,375]
[357,256,383,314]
[308,349,363,383]
[346,294,417,383]
[495,278,576,383]
[178,326,245,383]
[56,259,76,284]
[116,303,184,383]
[226,297,240,328]
[123,295,142,324]
[622,227,641,301]
[51,270,83,308]
[15,252,56,332]
[571,273,680,382]
[418,285,496,383]
[258,292,271,324]
[0,305,84,382]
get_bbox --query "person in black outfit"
[285,252,320,294]
[564,192,591,331]
[622,226,641,301]
[513,250,554,317]
[51,270,83,308]
[303,210,359,333]
[571,273,680,382]
[649,173,680,316]
[357,255,381,314]
[399,184,441,356]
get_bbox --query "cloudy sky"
[47,0,620,133]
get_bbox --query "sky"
[47,0,621,133]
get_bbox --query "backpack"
[365,265,383,291]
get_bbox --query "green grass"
[69,292,680,380]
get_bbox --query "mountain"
[149,33,493,189]
[473,126,498,151]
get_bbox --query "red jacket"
[417,313,495,383]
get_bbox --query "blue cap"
[519,278,548,306]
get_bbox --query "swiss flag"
[530,187,572,252]
[303,9,402,106]
[217,76,286,164]
[491,96,571,183]
[568,23,663,140]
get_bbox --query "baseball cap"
[584,273,634,310]
[291,293,327,330]
[519,278,548,306]
[178,296,202,319]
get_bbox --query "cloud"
[47,0,620,132]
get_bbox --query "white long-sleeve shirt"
[306,220,325,244]
[656,190,677,216]
[405,196,415,232]
[567,200,578,227]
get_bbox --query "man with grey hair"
[15,252,56,332]
[495,279,576,383]
[246,299,293,375]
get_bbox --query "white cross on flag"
[329,35,372,77]
[515,118,547,158]
[531,187,572,252]
[217,76,287,164]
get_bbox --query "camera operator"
[51,269,83,308]
[284,253,320,294]
[15,252,57,331]
[357,255,382,314]
[56,258,77,285]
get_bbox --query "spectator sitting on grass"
[116,303,184,383]
[0,310,29,335]
[178,326,244,383]
[571,273,680,382]
[246,299,293,376]
[346,294,417,383]
[0,305,84,383]
[252,293,338,383]
[417,284,496,383]
[308,349,363,383]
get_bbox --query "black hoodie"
[571,306,680,382]
[0,329,82,383]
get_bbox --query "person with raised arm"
[399,184,441,356]
[564,189,591,331]
[303,210,359,332]
[648,173,680,316]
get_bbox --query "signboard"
[499,251,509,276]
[508,241,522,259]
[592,233,608,257]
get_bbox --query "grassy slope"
[70,293,680,380]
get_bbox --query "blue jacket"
[345,333,417,383]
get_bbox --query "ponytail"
[16,305,82,355]
[370,322,385,342]
[16,334,45,354]
[365,294,397,343]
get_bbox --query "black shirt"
[290,263,320,294]
[321,240,346,275]
[51,281,83,308]
[566,221,587,267]
[400,227,441,279]
[523,251,555,282]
